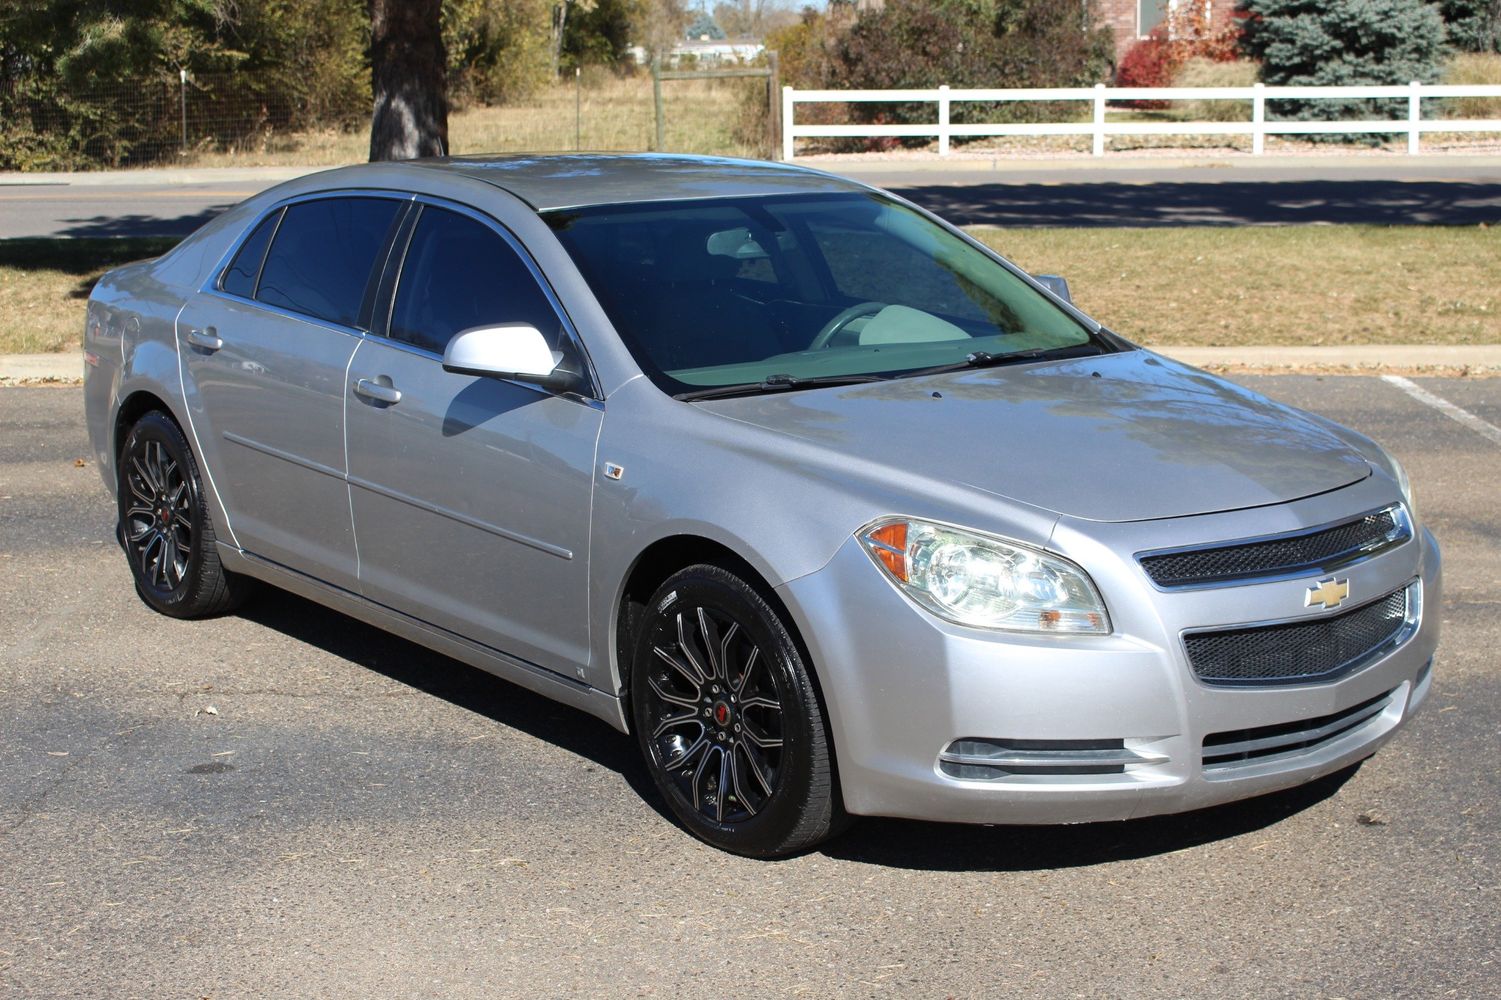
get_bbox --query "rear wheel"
[118,410,252,618]
[631,564,845,857]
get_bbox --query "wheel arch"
[113,389,181,467]
[612,534,834,744]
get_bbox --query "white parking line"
[1381,374,1501,448]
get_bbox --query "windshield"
[544,192,1107,396]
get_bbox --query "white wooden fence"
[781,82,1501,159]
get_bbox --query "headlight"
[1389,452,1417,522]
[1374,444,1416,516]
[857,518,1110,634]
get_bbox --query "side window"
[220,208,281,298]
[256,197,401,328]
[389,206,564,356]
[1139,0,1168,35]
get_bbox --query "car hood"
[698,351,1371,523]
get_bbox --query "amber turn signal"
[866,521,908,581]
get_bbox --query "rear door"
[344,202,601,678]
[177,194,407,587]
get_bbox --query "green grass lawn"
[3,225,1496,355]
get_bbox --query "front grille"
[1202,688,1398,771]
[1139,505,1409,588]
[1185,585,1413,686]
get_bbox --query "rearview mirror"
[442,324,576,391]
[1034,274,1073,304]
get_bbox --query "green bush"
[830,0,1112,143]
[1242,0,1448,137]
[1434,0,1501,54]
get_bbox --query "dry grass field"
[3,225,1496,356]
[0,238,177,353]
[185,75,765,168]
[975,225,1501,348]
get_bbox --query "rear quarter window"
[219,208,282,299]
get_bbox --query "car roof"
[398,153,867,212]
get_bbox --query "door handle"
[185,327,223,352]
[353,377,402,405]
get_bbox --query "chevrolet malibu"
[83,154,1440,857]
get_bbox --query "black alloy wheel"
[631,564,845,857]
[118,411,251,618]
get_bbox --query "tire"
[118,410,252,619]
[630,564,846,857]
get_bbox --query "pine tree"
[1435,0,1501,53]
[1242,0,1449,131]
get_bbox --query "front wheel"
[118,410,252,618]
[630,564,846,857]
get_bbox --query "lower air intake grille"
[1202,688,1398,770]
[1185,585,1412,686]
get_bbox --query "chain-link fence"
[0,69,770,171]
[0,72,337,171]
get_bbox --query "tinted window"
[256,198,401,327]
[389,206,563,355]
[221,209,280,298]
[546,193,1097,392]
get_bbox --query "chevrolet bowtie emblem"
[1305,577,1351,610]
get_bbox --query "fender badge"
[603,462,625,481]
[1305,577,1350,610]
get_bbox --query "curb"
[4,347,1498,386]
[0,166,325,188]
[795,152,1501,177]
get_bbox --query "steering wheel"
[808,301,887,351]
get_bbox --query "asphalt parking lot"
[1,377,1497,999]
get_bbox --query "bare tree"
[368,0,448,162]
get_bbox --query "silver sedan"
[83,154,1440,857]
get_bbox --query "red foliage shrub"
[1114,1,1247,107]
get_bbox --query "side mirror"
[1034,274,1073,305]
[442,323,577,391]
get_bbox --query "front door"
[344,204,601,678]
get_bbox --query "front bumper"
[776,485,1441,825]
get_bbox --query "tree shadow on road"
[894,179,1501,228]
[238,586,1359,870]
[53,206,234,239]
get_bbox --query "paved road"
[1,378,1498,998]
[3,159,1500,237]
[0,183,257,240]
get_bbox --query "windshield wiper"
[899,343,1109,380]
[674,372,887,402]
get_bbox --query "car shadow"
[235,587,672,825]
[238,586,1360,870]
[821,766,1358,871]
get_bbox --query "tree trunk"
[368,0,448,162]
[551,3,568,79]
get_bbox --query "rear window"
[255,197,402,328]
